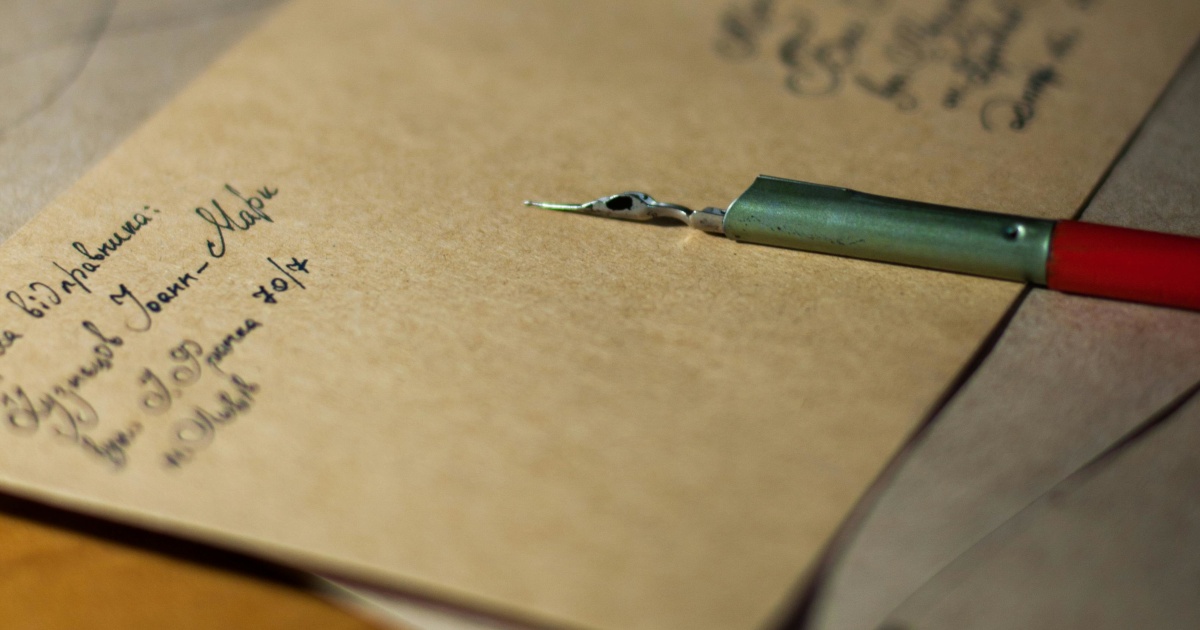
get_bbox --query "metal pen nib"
[522,175,1200,312]
[524,192,727,234]
[523,175,1053,283]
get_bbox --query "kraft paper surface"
[0,3,384,629]
[0,1,1195,629]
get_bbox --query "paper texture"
[0,1,1194,628]
[812,41,1200,630]
[0,3,383,629]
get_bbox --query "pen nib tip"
[524,200,572,211]
[521,192,696,224]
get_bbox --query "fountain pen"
[526,175,1200,312]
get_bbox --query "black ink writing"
[942,7,1023,109]
[51,260,96,296]
[163,375,261,468]
[135,340,207,415]
[206,319,262,374]
[782,17,868,96]
[6,282,62,318]
[980,66,1060,131]
[251,257,309,304]
[0,320,121,442]
[4,204,167,319]
[108,265,207,332]
[71,207,159,262]
[194,184,279,258]
[81,422,143,470]
[714,0,776,60]
[0,330,21,357]
[108,283,151,332]
[715,0,1091,130]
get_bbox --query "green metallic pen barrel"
[722,176,1055,284]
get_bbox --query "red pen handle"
[1046,220,1200,311]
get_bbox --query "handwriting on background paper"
[715,0,1097,131]
[0,183,308,470]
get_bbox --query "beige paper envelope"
[0,1,1194,629]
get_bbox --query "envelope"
[0,1,1194,628]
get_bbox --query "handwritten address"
[715,0,1096,131]
[0,182,317,471]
